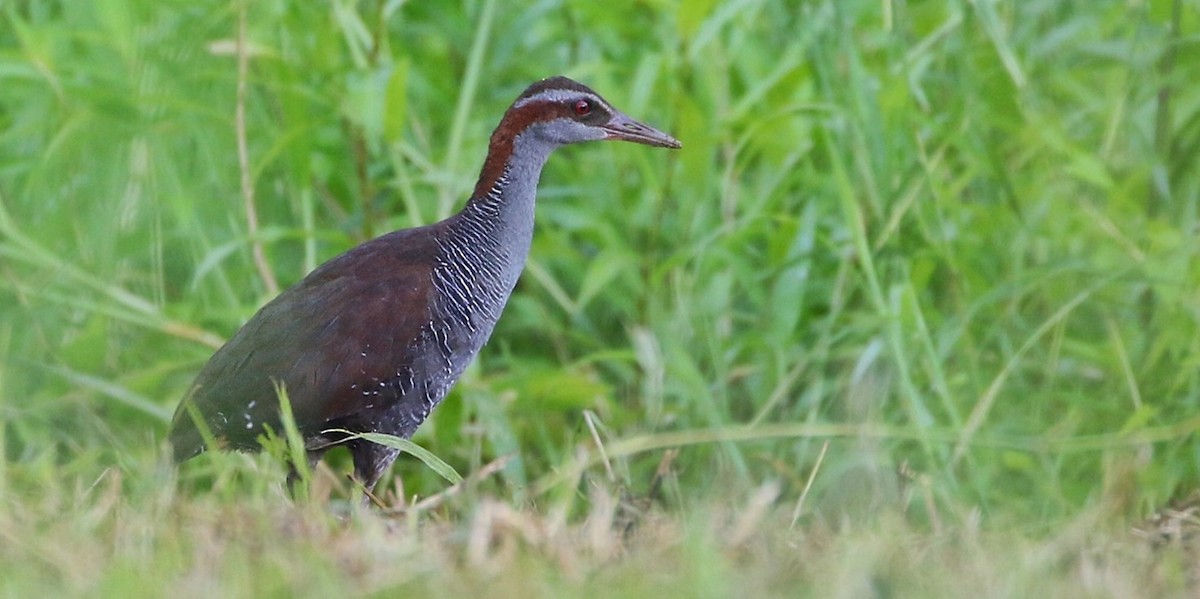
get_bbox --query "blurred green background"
[1,0,1199,593]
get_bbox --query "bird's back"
[169,226,443,460]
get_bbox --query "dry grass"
[1,464,1196,598]
[2,444,1197,597]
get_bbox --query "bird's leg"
[349,439,401,507]
[285,448,326,499]
[356,479,385,508]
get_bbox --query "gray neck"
[461,133,556,260]
[434,132,558,328]
[453,132,556,283]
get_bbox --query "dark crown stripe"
[517,75,597,100]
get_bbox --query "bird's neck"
[440,131,557,294]
[463,132,555,243]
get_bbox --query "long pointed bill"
[602,111,682,149]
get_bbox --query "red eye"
[573,99,592,116]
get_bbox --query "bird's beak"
[602,111,682,149]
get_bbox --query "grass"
[2,0,1200,595]
[1,469,1193,597]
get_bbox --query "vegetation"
[2,0,1198,595]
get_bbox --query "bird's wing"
[169,228,439,459]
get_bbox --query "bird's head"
[471,76,680,198]
[505,76,682,149]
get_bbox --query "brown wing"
[170,227,439,460]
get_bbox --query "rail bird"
[170,76,681,493]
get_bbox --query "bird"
[169,75,681,495]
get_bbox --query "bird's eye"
[573,99,592,116]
